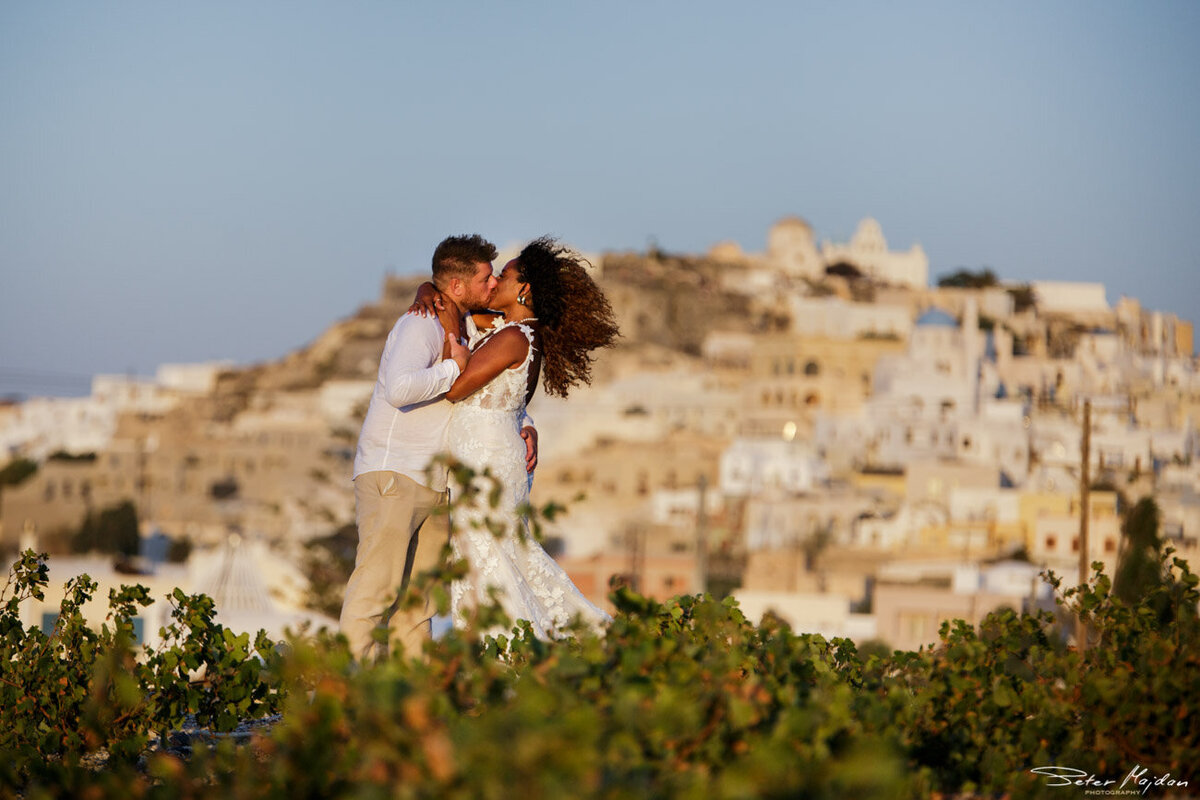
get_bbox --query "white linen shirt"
[353,312,461,491]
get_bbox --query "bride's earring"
[518,293,527,306]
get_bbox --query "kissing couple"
[340,234,619,662]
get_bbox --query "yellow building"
[742,334,905,438]
[1020,490,1122,572]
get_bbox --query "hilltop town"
[2,217,1197,651]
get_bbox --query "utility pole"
[625,523,644,594]
[1076,398,1091,652]
[695,474,709,595]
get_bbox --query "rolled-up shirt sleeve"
[381,314,462,409]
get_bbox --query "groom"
[340,233,537,662]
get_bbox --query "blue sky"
[2,2,1198,397]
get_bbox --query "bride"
[429,236,619,639]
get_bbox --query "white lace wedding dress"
[446,319,611,640]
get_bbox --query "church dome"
[916,308,958,328]
[772,215,812,232]
[709,240,746,262]
[851,218,886,252]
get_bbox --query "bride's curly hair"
[516,236,619,398]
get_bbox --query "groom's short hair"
[432,234,497,288]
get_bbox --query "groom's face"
[462,261,498,310]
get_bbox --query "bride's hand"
[408,281,445,317]
[446,333,469,372]
[521,426,538,473]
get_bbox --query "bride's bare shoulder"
[471,310,503,331]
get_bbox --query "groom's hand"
[447,333,469,372]
[521,426,538,473]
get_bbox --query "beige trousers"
[339,471,449,662]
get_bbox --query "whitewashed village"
[3,217,1197,653]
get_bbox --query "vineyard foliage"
[0,551,284,780]
[2,533,1198,797]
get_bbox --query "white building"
[743,489,876,552]
[15,537,334,651]
[1,366,225,461]
[874,560,1056,651]
[1158,484,1200,561]
[853,504,947,550]
[530,367,742,462]
[946,486,1022,528]
[155,362,231,394]
[1031,411,1191,474]
[1031,281,1110,314]
[1,396,117,459]
[819,218,929,290]
[702,331,755,368]
[732,589,877,641]
[785,295,912,340]
[729,216,930,290]
[766,217,824,280]
[720,437,830,497]
[649,486,723,527]
[872,306,981,419]
[816,302,1032,481]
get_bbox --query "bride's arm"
[445,327,529,401]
